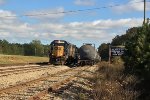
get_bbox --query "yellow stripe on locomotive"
[52,46,64,57]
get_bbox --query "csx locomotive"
[49,40,101,65]
[49,40,78,65]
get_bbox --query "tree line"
[98,22,149,75]
[98,20,150,99]
[98,27,143,61]
[0,39,49,57]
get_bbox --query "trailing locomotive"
[78,43,101,65]
[49,40,78,65]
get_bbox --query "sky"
[0,0,150,48]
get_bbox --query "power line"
[0,0,150,18]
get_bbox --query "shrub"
[92,62,138,100]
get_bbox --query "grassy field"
[0,54,49,64]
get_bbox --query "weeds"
[92,61,139,100]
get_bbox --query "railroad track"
[0,65,53,77]
[0,65,93,100]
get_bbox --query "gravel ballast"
[0,65,70,89]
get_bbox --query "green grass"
[0,54,49,64]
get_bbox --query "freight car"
[49,40,78,65]
[78,43,101,66]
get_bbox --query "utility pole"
[144,0,146,24]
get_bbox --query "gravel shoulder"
[0,65,70,89]
[0,65,99,100]
[42,65,98,100]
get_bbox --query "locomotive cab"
[49,40,78,65]
[49,40,66,65]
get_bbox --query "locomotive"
[49,40,78,65]
[78,43,101,65]
[49,40,101,66]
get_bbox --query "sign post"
[109,45,111,64]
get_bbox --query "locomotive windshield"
[53,43,64,46]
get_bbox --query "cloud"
[0,10,34,41]
[25,7,65,21]
[112,0,150,13]
[74,0,95,6]
[0,10,143,45]
[0,10,16,20]
[31,18,142,42]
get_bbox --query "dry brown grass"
[0,54,49,64]
[92,61,139,100]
